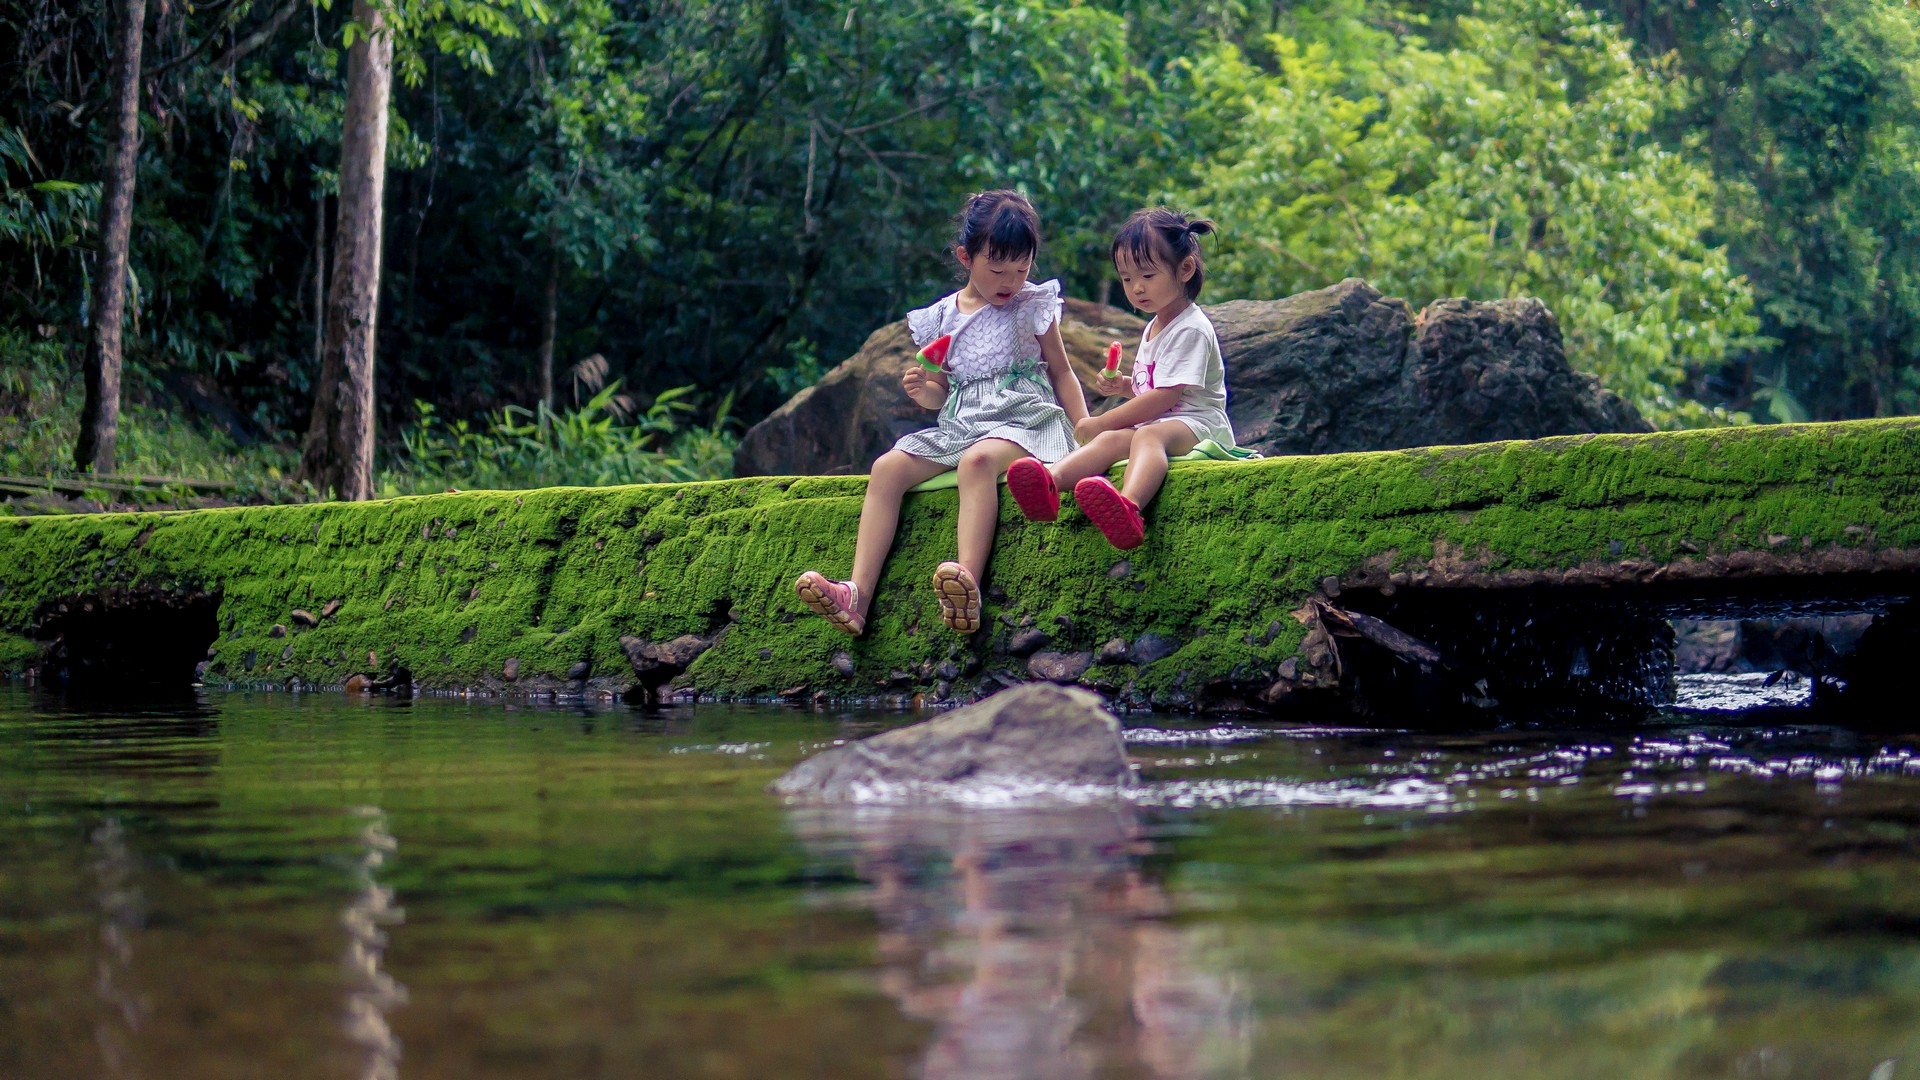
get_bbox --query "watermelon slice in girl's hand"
[915,333,953,373]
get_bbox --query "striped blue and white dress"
[893,279,1078,466]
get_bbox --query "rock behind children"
[795,191,1094,635]
[1004,207,1238,549]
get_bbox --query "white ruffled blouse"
[905,280,1064,381]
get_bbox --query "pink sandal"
[931,561,983,634]
[1073,476,1146,550]
[795,571,865,636]
[1005,456,1060,522]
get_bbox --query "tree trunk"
[74,0,148,474]
[311,193,327,371]
[539,229,558,414]
[299,0,392,501]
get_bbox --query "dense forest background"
[4,0,1918,502]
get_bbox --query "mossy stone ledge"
[3,417,1918,709]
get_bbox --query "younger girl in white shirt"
[1005,208,1236,549]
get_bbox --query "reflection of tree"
[91,817,148,1080]
[791,805,1248,1080]
[343,805,407,1080]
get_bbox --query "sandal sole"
[795,574,864,636]
[1075,480,1145,550]
[931,563,982,634]
[1004,458,1060,522]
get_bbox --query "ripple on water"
[1672,671,1813,712]
[1123,724,1377,746]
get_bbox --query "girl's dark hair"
[1112,207,1218,300]
[954,190,1041,264]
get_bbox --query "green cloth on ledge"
[905,438,1259,493]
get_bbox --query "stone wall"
[4,419,1918,712]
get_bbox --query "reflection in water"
[343,806,408,1080]
[793,805,1248,1080]
[91,817,148,1080]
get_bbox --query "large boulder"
[1215,279,1649,455]
[735,299,1143,477]
[737,279,1647,475]
[769,683,1135,802]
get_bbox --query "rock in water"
[770,684,1135,803]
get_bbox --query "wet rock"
[320,599,342,620]
[936,659,960,680]
[567,661,591,680]
[1028,651,1093,683]
[1128,632,1178,665]
[736,299,1143,476]
[832,651,856,676]
[290,609,317,628]
[268,623,287,638]
[621,633,714,703]
[1008,627,1051,657]
[344,674,371,693]
[769,683,1134,802]
[1095,638,1130,665]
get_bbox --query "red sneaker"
[1004,456,1060,522]
[795,571,865,636]
[1073,476,1145,550]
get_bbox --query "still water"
[1,684,1916,1080]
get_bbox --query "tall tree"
[73,0,148,473]
[300,0,393,500]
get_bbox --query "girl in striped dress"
[796,190,1090,635]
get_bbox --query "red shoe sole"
[1073,477,1145,550]
[1004,457,1059,522]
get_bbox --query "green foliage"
[0,123,98,294]
[1595,0,1920,420]
[1184,0,1760,427]
[0,328,302,508]
[380,384,738,495]
[5,0,1918,505]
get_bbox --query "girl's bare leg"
[1118,421,1200,507]
[851,450,952,614]
[953,439,1031,583]
[1047,429,1136,488]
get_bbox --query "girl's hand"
[1074,414,1109,443]
[1093,370,1128,398]
[902,364,948,410]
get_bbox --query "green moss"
[3,418,1918,704]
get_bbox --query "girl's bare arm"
[1078,386,1185,434]
[1037,324,1090,425]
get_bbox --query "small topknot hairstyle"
[1111,207,1218,300]
[955,189,1042,264]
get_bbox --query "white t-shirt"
[1130,302,1235,447]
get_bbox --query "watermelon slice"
[916,333,953,373]
[1102,340,1122,376]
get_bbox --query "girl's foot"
[795,572,865,636]
[1073,476,1146,550]
[1004,456,1060,522]
[931,561,982,634]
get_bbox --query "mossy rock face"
[2,418,1918,708]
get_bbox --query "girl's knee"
[870,453,923,492]
[957,446,1001,475]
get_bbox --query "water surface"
[1,685,1916,1079]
